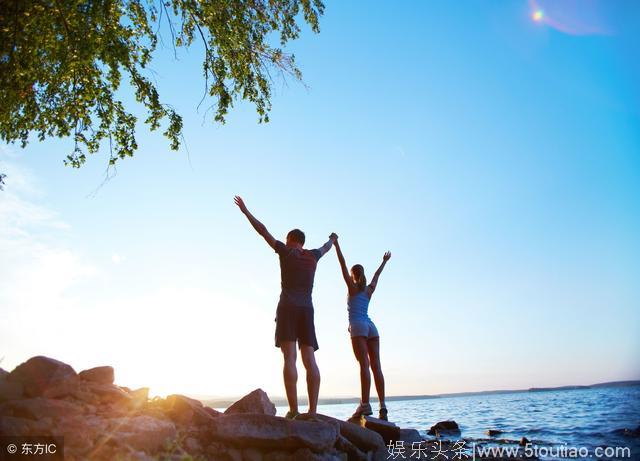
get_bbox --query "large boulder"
[398,428,422,445]
[206,442,243,460]
[162,394,221,426]
[7,356,76,397]
[40,376,82,400]
[0,415,34,435]
[361,416,401,445]
[83,381,132,405]
[225,389,277,416]
[54,414,110,454]
[614,425,640,438]
[427,420,460,437]
[206,414,339,452]
[264,448,344,461]
[335,434,367,461]
[79,366,115,385]
[0,397,84,419]
[0,415,54,435]
[298,413,385,452]
[128,387,149,409]
[107,415,177,452]
[242,447,264,461]
[0,370,23,402]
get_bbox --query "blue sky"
[1,0,639,399]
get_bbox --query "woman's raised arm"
[334,239,355,292]
[368,251,391,295]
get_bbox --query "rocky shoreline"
[0,356,578,460]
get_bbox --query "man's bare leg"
[300,345,320,414]
[281,341,298,414]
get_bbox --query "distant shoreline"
[203,380,640,409]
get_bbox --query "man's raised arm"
[317,232,338,258]
[234,196,277,249]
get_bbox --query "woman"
[334,237,391,420]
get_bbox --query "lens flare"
[532,9,544,22]
[528,0,610,36]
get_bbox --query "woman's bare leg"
[367,337,386,407]
[351,336,371,404]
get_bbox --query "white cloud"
[111,253,125,264]
[0,155,96,368]
[0,159,69,233]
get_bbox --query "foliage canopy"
[0,0,323,167]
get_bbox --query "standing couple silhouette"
[235,196,392,421]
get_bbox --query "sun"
[532,9,544,22]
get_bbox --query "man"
[234,196,337,418]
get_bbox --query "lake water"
[281,386,640,459]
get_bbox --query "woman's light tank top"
[347,289,370,322]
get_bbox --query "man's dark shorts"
[275,306,319,351]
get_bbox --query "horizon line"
[198,379,640,406]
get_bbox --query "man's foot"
[352,402,373,418]
[295,413,322,423]
[379,407,388,421]
[285,410,300,419]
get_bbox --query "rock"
[294,413,340,435]
[225,447,243,461]
[163,394,220,426]
[0,397,84,419]
[362,416,401,445]
[427,420,460,437]
[206,442,246,461]
[340,421,385,452]
[0,415,33,435]
[0,415,54,436]
[243,447,264,461]
[204,405,222,418]
[79,366,115,385]
[371,445,391,461]
[225,388,277,416]
[207,414,338,452]
[56,414,109,454]
[40,376,82,399]
[108,415,177,452]
[335,434,368,461]
[616,425,640,438]
[184,436,203,454]
[51,380,97,404]
[299,413,385,452]
[84,381,132,404]
[0,376,24,402]
[398,428,423,445]
[265,448,343,461]
[519,437,530,446]
[129,387,149,408]
[122,448,156,461]
[486,429,502,437]
[7,356,76,397]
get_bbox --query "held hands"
[329,232,338,242]
[383,251,392,262]
[234,196,248,213]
